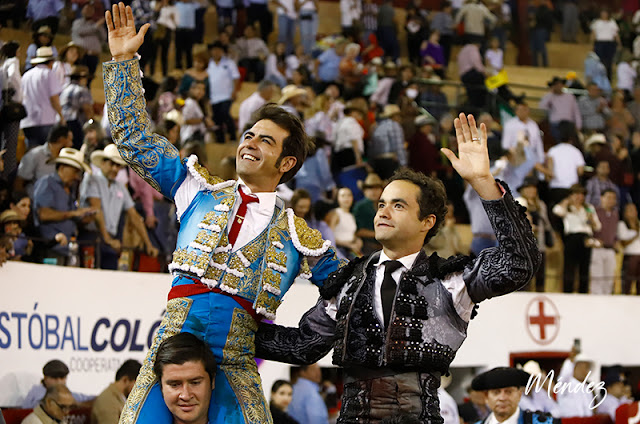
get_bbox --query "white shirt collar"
[237,178,277,215]
[488,407,520,424]
[375,250,420,271]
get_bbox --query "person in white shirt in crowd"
[180,80,214,143]
[590,9,620,80]
[616,50,637,98]
[553,184,601,293]
[237,80,276,135]
[53,42,83,88]
[545,121,585,207]
[265,42,289,88]
[617,202,640,294]
[597,368,632,421]
[455,0,497,45]
[340,0,361,40]
[485,36,503,72]
[20,46,65,150]
[501,102,546,176]
[207,40,240,143]
[555,353,597,417]
[332,102,365,173]
[154,0,179,76]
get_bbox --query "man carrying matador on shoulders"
[103,4,344,424]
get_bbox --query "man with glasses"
[21,385,75,424]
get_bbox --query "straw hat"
[36,26,53,36]
[584,133,607,149]
[90,144,126,167]
[415,113,437,127]
[31,46,56,65]
[380,104,401,119]
[278,85,308,105]
[53,148,91,173]
[357,173,384,190]
[0,210,23,224]
[59,41,85,60]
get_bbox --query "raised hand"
[105,2,150,61]
[441,113,501,200]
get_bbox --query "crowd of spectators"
[2,0,640,295]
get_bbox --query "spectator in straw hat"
[278,85,310,118]
[0,209,31,261]
[25,26,58,72]
[370,104,406,180]
[408,113,440,177]
[15,124,73,198]
[21,46,65,151]
[53,42,85,88]
[32,148,93,264]
[80,144,158,269]
[60,65,94,149]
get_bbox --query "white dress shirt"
[326,250,476,323]
[486,407,521,424]
[439,387,461,424]
[175,173,277,252]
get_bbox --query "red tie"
[228,188,259,247]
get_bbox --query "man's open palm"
[105,2,149,61]
[441,113,491,182]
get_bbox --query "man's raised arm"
[442,113,541,302]
[103,3,186,198]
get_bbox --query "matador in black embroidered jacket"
[254,113,542,424]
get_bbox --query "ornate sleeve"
[462,181,542,303]
[103,59,187,198]
[254,299,336,365]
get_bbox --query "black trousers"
[563,233,591,293]
[247,3,272,41]
[461,69,487,109]
[175,28,195,69]
[212,100,236,143]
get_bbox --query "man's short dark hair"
[248,104,312,184]
[389,168,448,244]
[153,333,217,383]
[48,124,70,145]
[601,188,617,197]
[116,359,142,382]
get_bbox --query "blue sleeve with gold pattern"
[103,59,186,198]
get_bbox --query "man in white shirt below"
[555,354,597,417]
[471,367,557,424]
[237,80,276,136]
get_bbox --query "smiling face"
[374,180,434,256]
[236,119,296,192]
[160,361,214,424]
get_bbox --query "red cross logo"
[525,296,560,345]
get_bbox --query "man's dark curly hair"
[388,168,448,245]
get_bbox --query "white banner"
[2,262,640,407]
